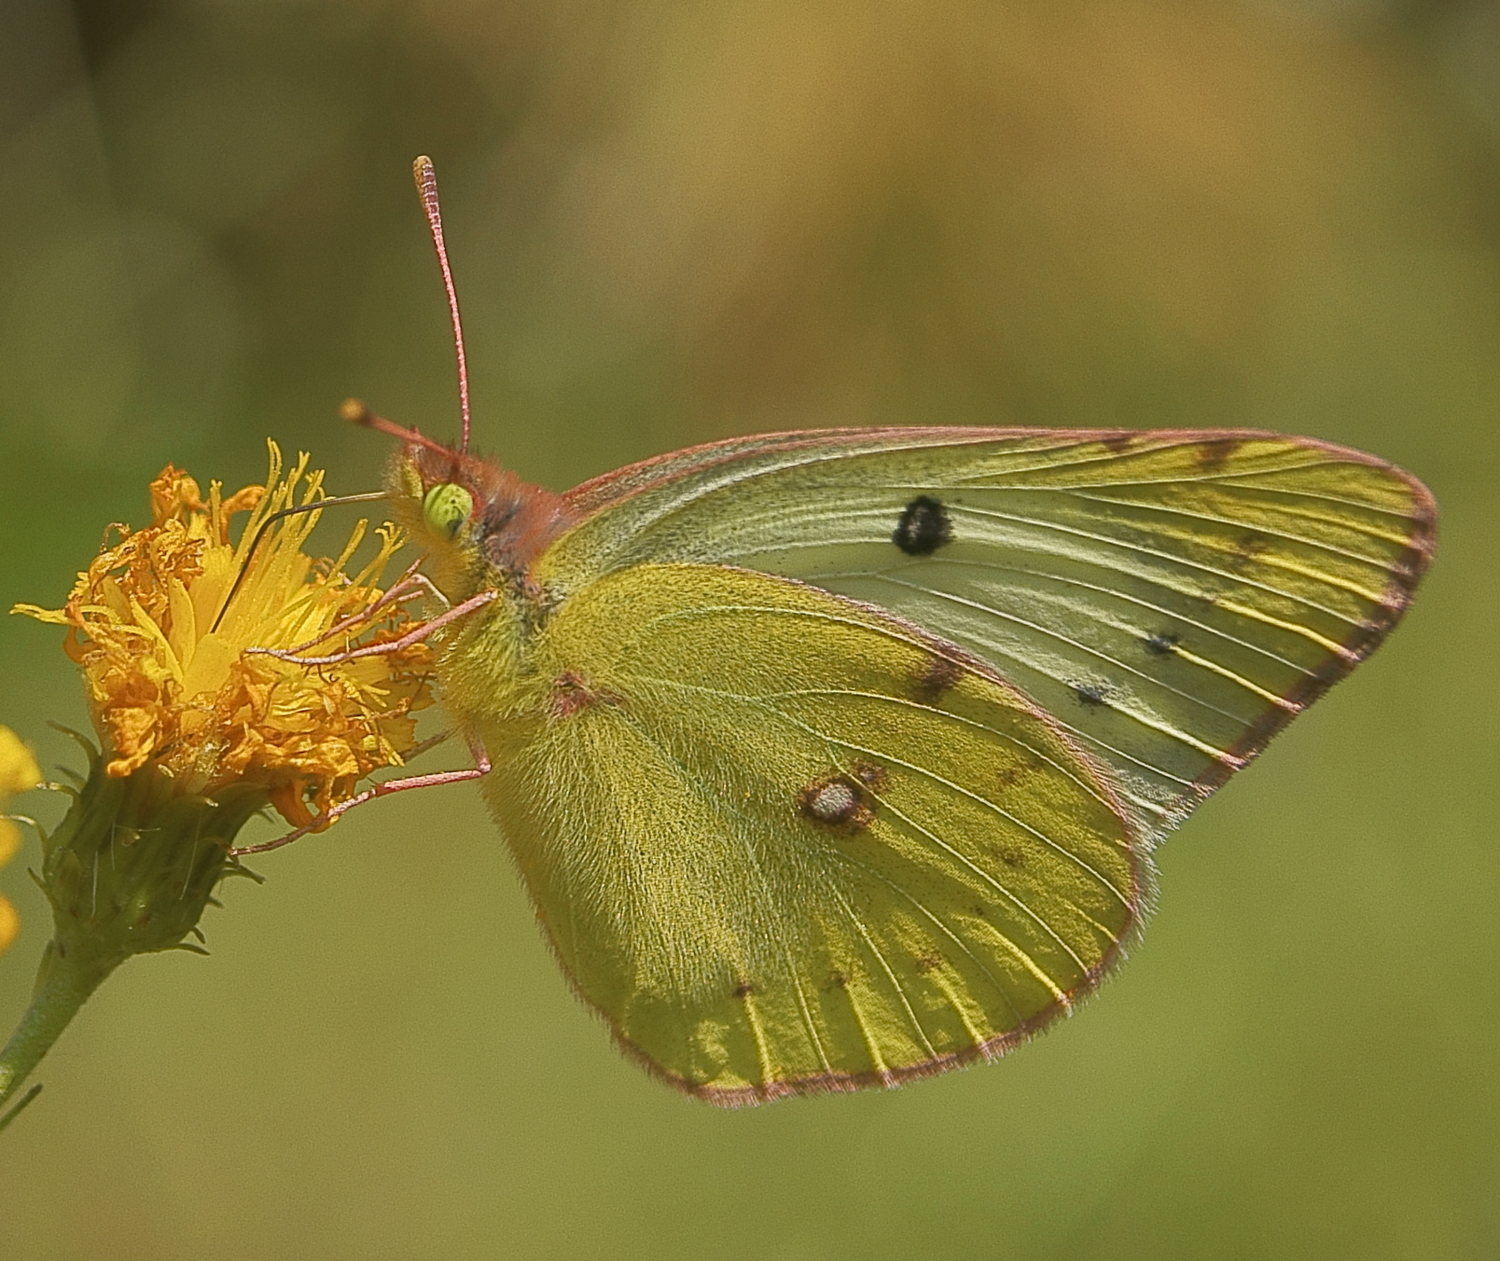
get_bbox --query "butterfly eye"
[421,483,474,540]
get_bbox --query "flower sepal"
[41,736,268,972]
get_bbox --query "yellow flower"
[14,442,433,833]
[0,444,437,1119]
[0,727,43,956]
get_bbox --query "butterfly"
[345,160,1436,1105]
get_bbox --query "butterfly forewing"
[545,430,1435,839]
[476,563,1144,1104]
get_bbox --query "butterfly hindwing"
[472,563,1145,1103]
[543,429,1435,840]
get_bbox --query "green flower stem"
[0,745,269,1123]
[0,940,117,1114]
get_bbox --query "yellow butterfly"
[346,160,1437,1105]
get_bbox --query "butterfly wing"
[475,562,1145,1104]
[542,429,1435,840]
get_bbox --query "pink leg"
[246,588,498,667]
[390,571,453,610]
[273,560,454,657]
[230,731,493,856]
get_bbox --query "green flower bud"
[39,741,268,974]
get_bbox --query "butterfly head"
[349,401,579,598]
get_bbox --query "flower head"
[0,445,439,1120]
[0,726,43,956]
[15,443,433,832]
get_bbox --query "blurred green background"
[1,0,1496,1257]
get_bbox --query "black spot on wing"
[1144,631,1181,656]
[911,653,963,703]
[892,495,952,556]
[1072,682,1110,707]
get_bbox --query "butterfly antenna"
[413,155,471,453]
[340,398,456,458]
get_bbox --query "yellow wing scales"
[463,564,1146,1104]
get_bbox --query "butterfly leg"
[229,730,493,856]
[252,558,458,659]
[245,588,499,667]
[395,570,454,610]
[261,561,429,655]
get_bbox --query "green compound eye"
[422,483,474,540]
